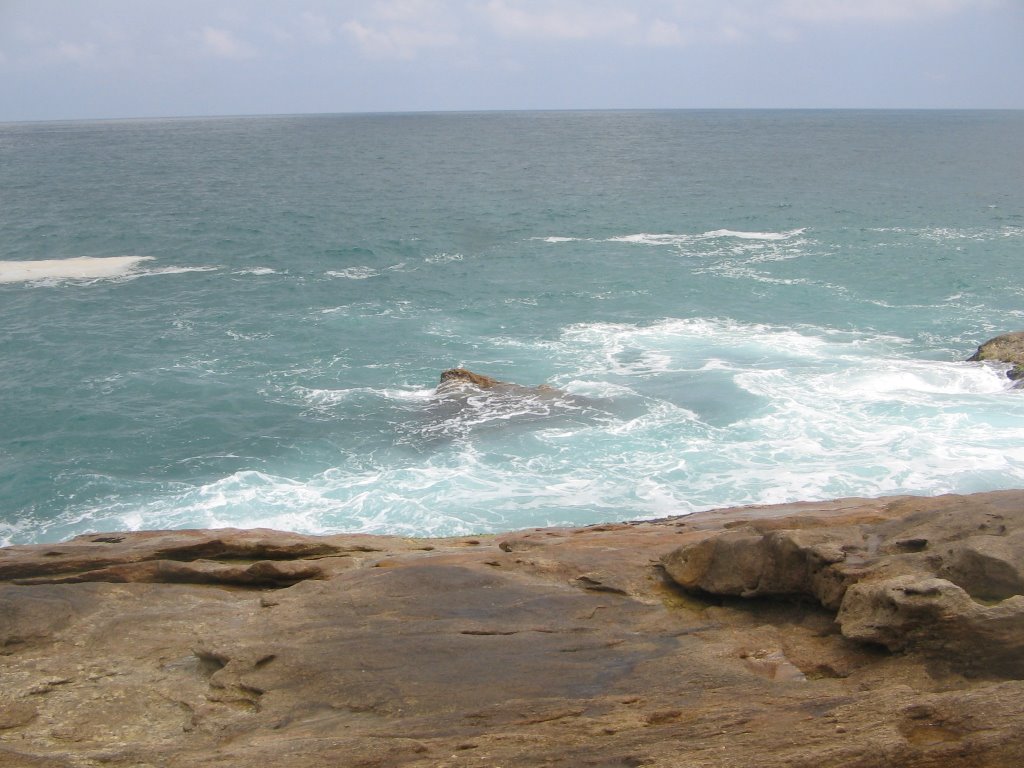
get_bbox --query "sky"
[1,0,1022,121]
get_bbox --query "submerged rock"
[3,492,1024,766]
[436,367,559,396]
[968,331,1024,385]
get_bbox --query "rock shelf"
[2,491,1023,766]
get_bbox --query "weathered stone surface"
[838,576,1024,677]
[663,491,1024,678]
[0,527,381,583]
[436,367,559,396]
[968,330,1024,383]
[437,367,505,390]
[1,492,1023,766]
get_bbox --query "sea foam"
[0,256,154,284]
[541,228,807,247]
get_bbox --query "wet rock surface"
[435,367,564,399]
[968,331,1024,384]
[2,492,1024,766]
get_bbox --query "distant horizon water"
[2,109,1023,545]
[5,106,1024,127]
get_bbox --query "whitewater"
[1,110,1023,544]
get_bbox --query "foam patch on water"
[133,266,219,279]
[288,385,435,409]
[425,252,465,263]
[703,228,806,240]
[555,317,839,377]
[0,256,154,284]
[539,228,807,247]
[327,267,379,280]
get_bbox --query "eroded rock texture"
[435,367,561,397]
[1,492,1023,767]
[968,330,1024,384]
[661,492,1024,679]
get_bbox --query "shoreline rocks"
[2,491,1024,766]
[968,331,1024,386]
[661,492,1024,678]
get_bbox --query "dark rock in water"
[411,369,624,446]
[436,367,559,396]
[438,367,504,390]
[5,492,1024,766]
[969,331,1024,385]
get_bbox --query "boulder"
[663,492,1024,678]
[968,331,1024,383]
[837,575,1024,677]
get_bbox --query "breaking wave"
[0,256,154,284]
[536,228,807,246]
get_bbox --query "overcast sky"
[1,0,1022,121]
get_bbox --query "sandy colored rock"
[0,492,1023,766]
[968,330,1024,382]
[436,367,561,396]
[662,491,1024,677]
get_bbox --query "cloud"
[776,0,997,24]
[297,12,335,45]
[200,26,256,59]
[342,1,459,59]
[342,19,457,59]
[52,40,97,63]
[644,20,686,47]
[475,0,1001,48]
[374,0,446,23]
[480,0,638,41]
[344,20,448,59]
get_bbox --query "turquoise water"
[2,110,1023,545]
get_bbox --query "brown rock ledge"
[2,491,1024,767]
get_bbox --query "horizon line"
[3,105,1023,126]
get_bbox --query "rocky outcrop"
[2,492,1024,766]
[968,331,1024,385]
[436,367,559,396]
[438,367,505,390]
[661,492,1024,678]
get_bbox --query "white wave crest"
[424,252,464,263]
[135,266,219,279]
[0,256,154,284]
[701,228,805,241]
[287,385,435,409]
[606,233,693,245]
[327,267,379,280]
[557,317,840,378]
[539,228,807,248]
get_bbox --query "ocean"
[2,109,1023,545]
